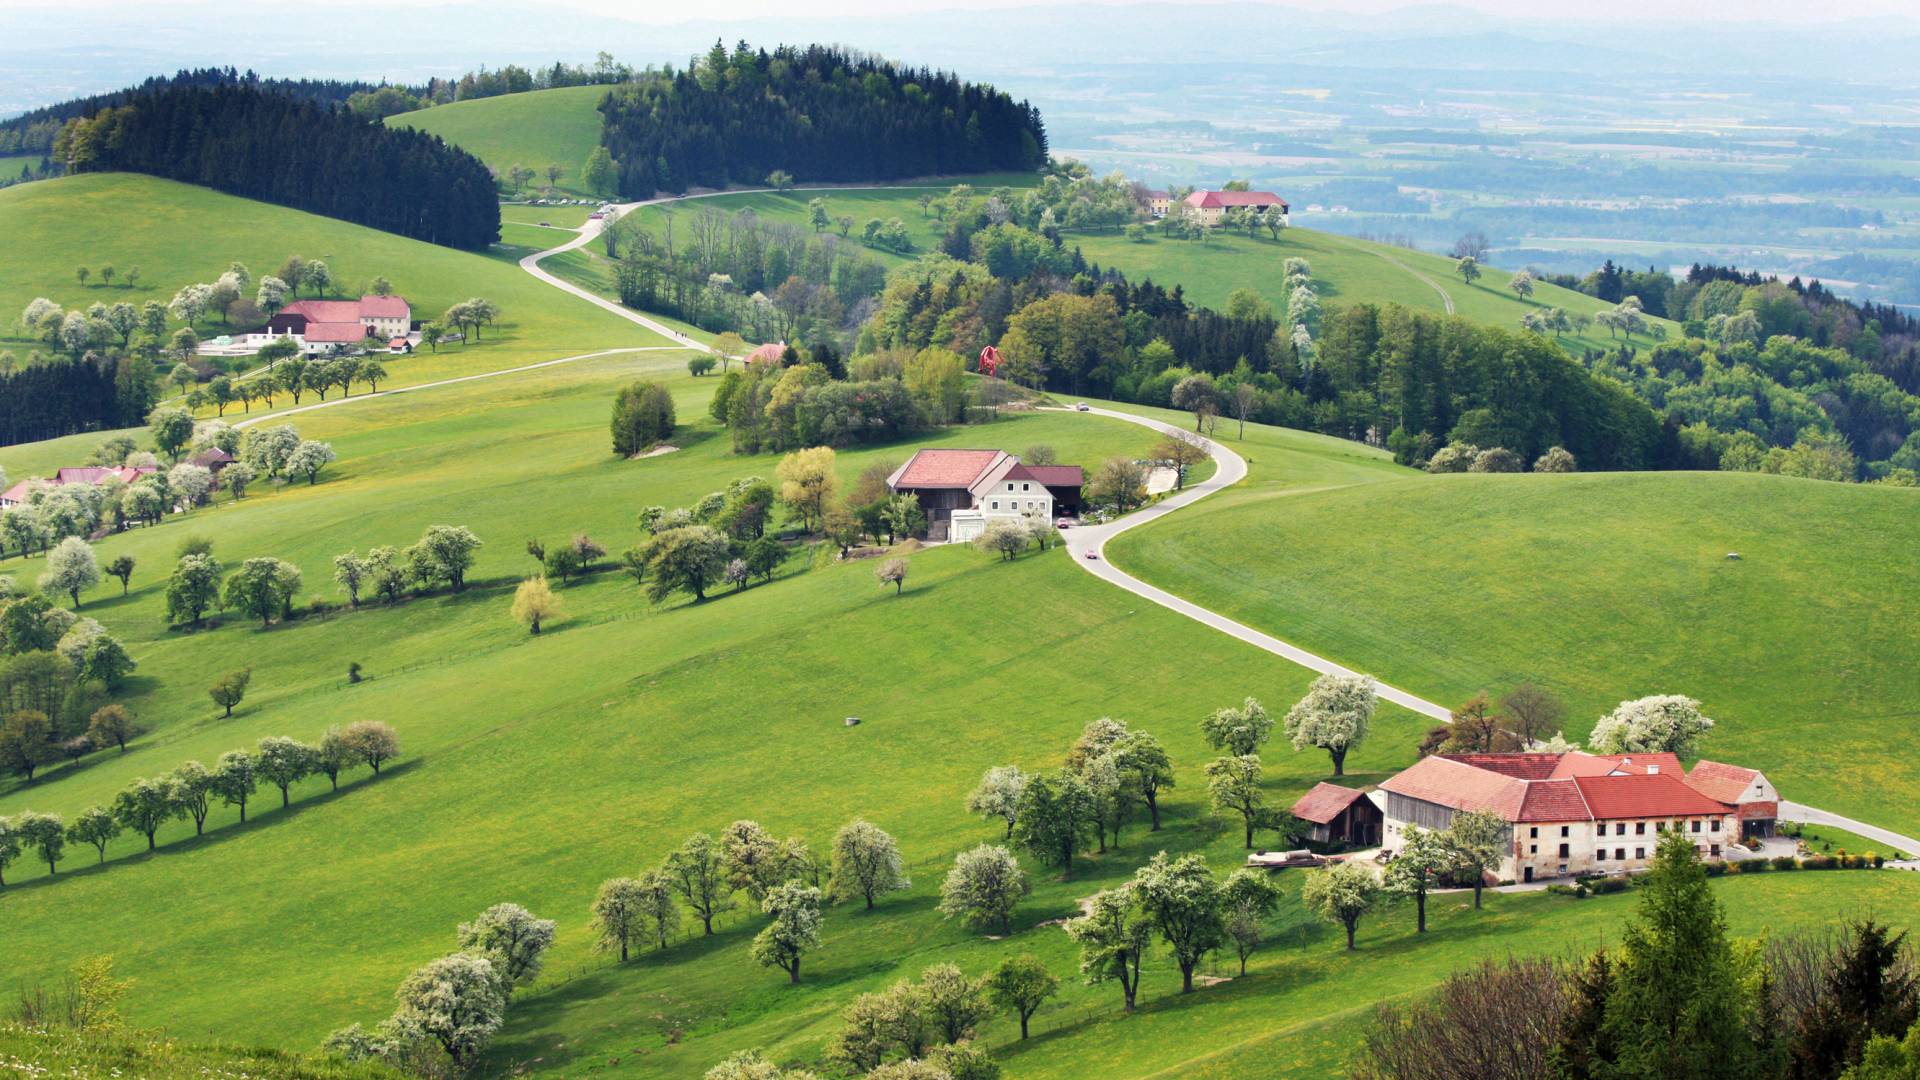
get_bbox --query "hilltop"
[387,85,610,198]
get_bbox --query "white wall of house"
[1385,811,1733,882]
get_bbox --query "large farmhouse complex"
[265,296,412,353]
[886,449,1083,542]
[1,464,158,509]
[1342,750,1780,883]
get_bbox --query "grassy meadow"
[1104,428,1920,837]
[0,173,675,440]
[387,85,612,197]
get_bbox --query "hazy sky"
[2,0,1913,21]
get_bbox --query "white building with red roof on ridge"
[1373,750,1778,883]
[1148,188,1290,224]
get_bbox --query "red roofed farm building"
[266,296,411,353]
[1375,751,1777,883]
[885,449,1084,541]
[1290,782,1384,847]
[1148,188,1290,224]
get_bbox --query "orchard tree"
[456,902,557,992]
[105,555,135,595]
[590,877,647,961]
[636,869,680,950]
[666,832,737,935]
[1066,884,1150,1011]
[0,710,56,782]
[721,819,787,902]
[1455,256,1481,285]
[1111,731,1175,830]
[415,525,482,592]
[1154,431,1209,490]
[211,750,258,822]
[112,775,180,850]
[255,736,315,808]
[169,760,215,835]
[937,843,1030,934]
[1011,770,1096,876]
[16,812,64,876]
[1301,860,1381,950]
[1282,673,1376,775]
[341,720,400,774]
[164,554,222,627]
[86,704,138,752]
[511,576,561,634]
[1588,695,1714,756]
[66,805,120,863]
[753,882,823,984]
[987,954,1058,1039]
[0,819,17,886]
[876,557,908,595]
[315,727,355,790]
[921,962,992,1045]
[1384,826,1453,933]
[1200,696,1272,756]
[1171,374,1220,431]
[288,440,335,485]
[1444,810,1509,910]
[391,952,506,1070]
[1500,682,1566,746]
[1134,851,1229,993]
[223,557,301,626]
[829,818,909,910]
[965,765,1027,838]
[149,406,195,462]
[1508,269,1536,299]
[1206,754,1268,848]
[39,536,100,607]
[611,380,676,455]
[644,526,730,603]
[208,668,252,717]
[1222,868,1281,974]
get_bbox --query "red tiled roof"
[1572,773,1732,820]
[1380,755,1527,819]
[1684,760,1763,803]
[1516,779,1591,823]
[1738,801,1778,821]
[0,480,31,503]
[1545,751,1683,778]
[1024,464,1084,488]
[1186,190,1289,210]
[1444,753,1564,780]
[1003,463,1041,483]
[53,465,154,485]
[188,449,235,468]
[1291,782,1370,825]
[304,321,369,344]
[358,295,410,318]
[893,449,1004,489]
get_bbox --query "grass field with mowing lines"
[387,86,612,197]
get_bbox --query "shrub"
[1773,855,1802,871]
[611,380,676,456]
[1586,875,1632,895]
[1703,859,1729,876]
[1468,447,1523,473]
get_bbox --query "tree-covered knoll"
[51,84,499,250]
[598,42,1046,198]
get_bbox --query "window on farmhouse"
[1636,822,1646,835]
[1529,827,1538,838]
[1636,847,1645,859]
[1691,820,1701,833]
[1616,848,1625,860]
[1712,819,1722,831]
[1616,823,1626,835]
[1560,826,1569,837]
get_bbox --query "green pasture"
[387,86,611,197]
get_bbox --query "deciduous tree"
[390,951,506,1070]
[511,576,561,634]
[456,902,556,992]
[938,843,1029,934]
[752,881,823,984]
[1384,826,1453,933]
[1443,810,1509,910]
[666,832,737,935]
[208,667,252,717]
[1302,859,1381,950]
[1134,851,1228,993]
[987,954,1058,1039]
[1222,868,1280,975]
[966,765,1027,838]
[341,720,399,774]
[66,805,120,863]
[1206,754,1267,848]
[1282,673,1376,775]
[1067,884,1150,1011]
[830,818,910,909]
[1588,694,1714,756]
[1011,770,1096,875]
[112,775,179,850]
[255,736,315,808]
[39,537,100,608]
[1201,697,1272,756]
[210,749,257,822]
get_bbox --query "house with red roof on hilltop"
[885,449,1084,541]
[1375,750,1773,883]
[1148,188,1290,224]
[266,296,411,354]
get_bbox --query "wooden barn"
[1290,782,1383,847]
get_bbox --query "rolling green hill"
[0,173,674,449]
[387,86,611,197]
[2,169,1918,1080]
[1105,424,1920,836]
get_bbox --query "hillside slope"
[1106,448,1920,836]
[387,86,610,197]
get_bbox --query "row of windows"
[1528,818,1723,840]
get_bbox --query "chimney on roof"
[1648,764,1659,775]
